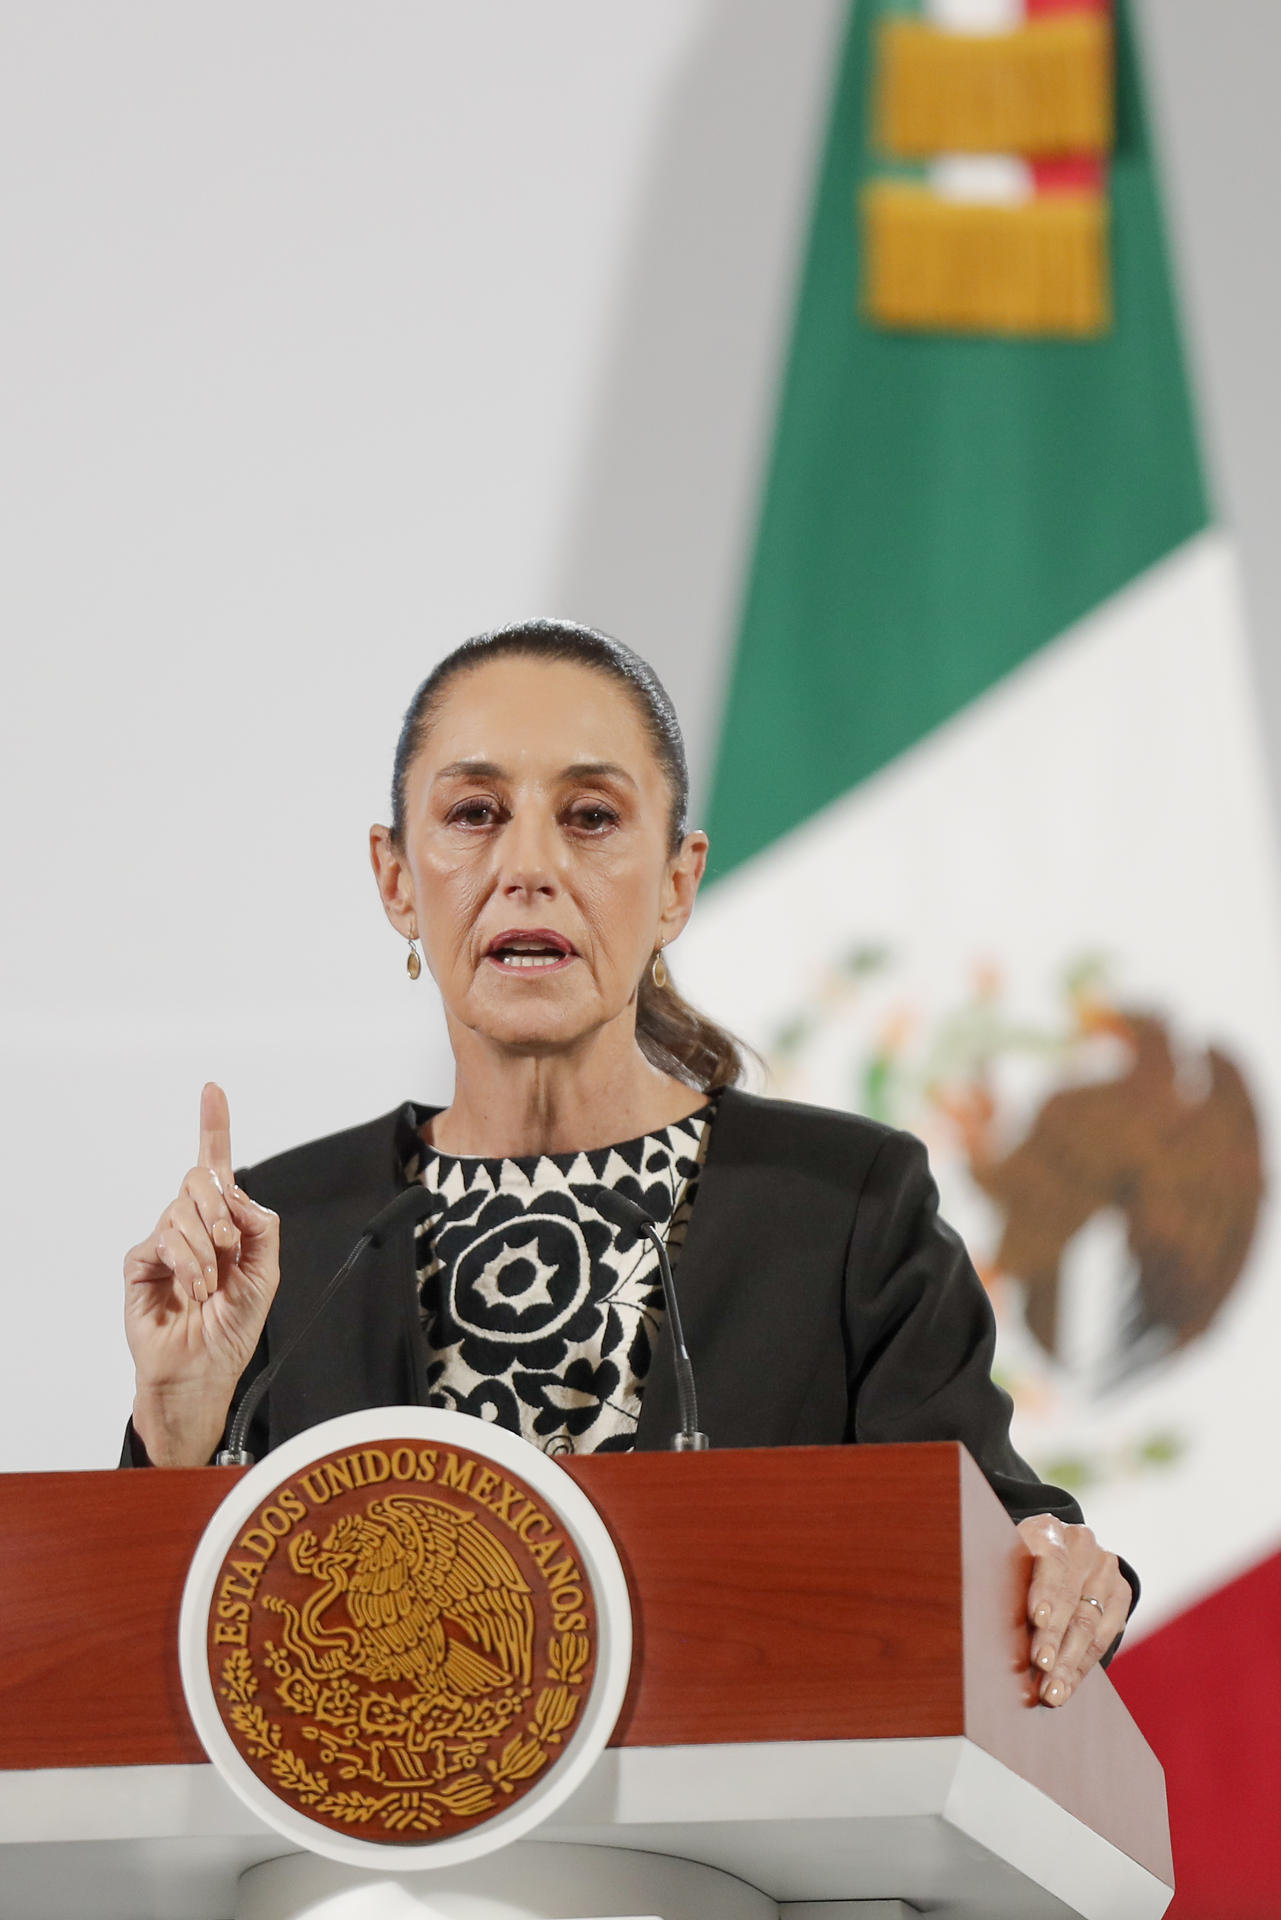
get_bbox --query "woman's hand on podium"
[124,1083,279,1467]
[1018,1514,1133,1706]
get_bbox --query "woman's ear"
[369,824,416,936]
[658,830,709,945]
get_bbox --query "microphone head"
[577,1183,655,1237]
[365,1184,439,1249]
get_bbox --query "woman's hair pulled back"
[390,618,746,1093]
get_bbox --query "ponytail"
[635,966,747,1093]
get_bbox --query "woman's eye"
[568,804,619,833]
[449,800,499,828]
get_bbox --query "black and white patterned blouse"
[402,1105,714,1456]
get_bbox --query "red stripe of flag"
[1110,1543,1281,1918]
[1031,157,1108,193]
[1025,0,1113,16]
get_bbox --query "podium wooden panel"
[0,1442,1173,1920]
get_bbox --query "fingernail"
[193,1278,207,1303]
[1036,1646,1054,1669]
[204,1260,216,1279]
[210,1170,224,1194]
[1033,1604,1052,1627]
[1044,1680,1064,1705]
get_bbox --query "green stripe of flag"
[705,0,1208,883]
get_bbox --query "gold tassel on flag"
[875,16,1113,159]
[862,181,1110,338]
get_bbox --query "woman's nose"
[497,811,559,897]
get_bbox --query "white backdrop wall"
[1,0,1277,1472]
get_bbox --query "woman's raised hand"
[124,1083,279,1466]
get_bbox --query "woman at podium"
[121,619,1134,1708]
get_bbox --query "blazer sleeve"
[843,1126,1140,1625]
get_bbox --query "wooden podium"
[0,1442,1173,1920]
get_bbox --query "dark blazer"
[154,1087,1090,1540]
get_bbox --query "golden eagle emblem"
[209,1443,597,1843]
[279,1495,535,1700]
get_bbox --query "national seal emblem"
[180,1409,631,1868]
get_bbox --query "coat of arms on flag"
[763,942,1264,1498]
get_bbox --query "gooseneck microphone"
[579,1183,709,1452]
[216,1178,709,1466]
[217,1184,438,1466]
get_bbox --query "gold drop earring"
[651,945,670,991]
[406,920,423,981]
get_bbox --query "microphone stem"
[217,1182,438,1466]
[219,1230,373,1464]
[637,1220,709,1452]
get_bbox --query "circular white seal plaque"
[180,1407,632,1869]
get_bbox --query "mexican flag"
[675,3,1281,1911]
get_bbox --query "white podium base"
[0,1738,1169,1920]
[237,1848,914,1920]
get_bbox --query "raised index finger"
[198,1081,234,1184]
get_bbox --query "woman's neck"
[427,1022,708,1158]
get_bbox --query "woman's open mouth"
[484,929,577,974]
